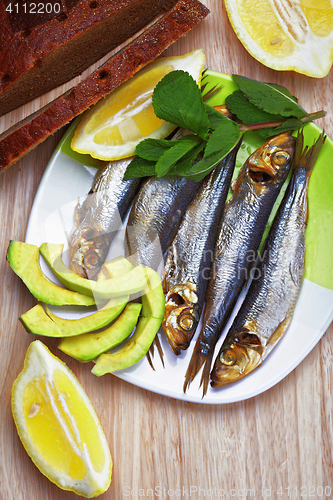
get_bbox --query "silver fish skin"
[125,175,200,270]
[69,157,141,279]
[162,143,241,355]
[211,132,326,387]
[184,132,296,396]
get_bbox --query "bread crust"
[0,0,209,173]
[0,0,180,116]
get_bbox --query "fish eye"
[83,250,100,270]
[272,150,291,167]
[179,313,195,331]
[219,348,237,366]
[177,309,199,332]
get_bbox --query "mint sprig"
[124,71,326,181]
[232,75,308,119]
[155,136,202,177]
[153,71,210,140]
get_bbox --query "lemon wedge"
[71,49,206,160]
[11,341,112,498]
[225,0,333,77]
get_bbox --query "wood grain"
[0,1,332,499]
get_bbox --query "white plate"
[26,71,333,404]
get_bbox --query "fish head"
[69,227,110,280]
[245,132,295,186]
[210,329,263,387]
[162,283,200,355]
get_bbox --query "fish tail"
[183,344,214,397]
[292,129,305,169]
[294,130,326,176]
[304,132,326,175]
[153,334,165,368]
[199,353,215,398]
[146,348,155,370]
[146,335,165,369]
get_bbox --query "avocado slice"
[6,241,95,306]
[91,316,162,375]
[19,295,129,337]
[141,269,165,319]
[39,243,155,299]
[19,255,133,337]
[59,303,142,362]
[102,256,133,278]
[91,273,165,375]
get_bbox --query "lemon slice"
[225,0,333,77]
[71,49,205,160]
[11,341,112,498]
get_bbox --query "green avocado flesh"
[92,316,162,375]
[102,257,133,277]
[59,303,142,362]
[39,243,155,299]
[90,268,165,374]
[19,255,134,337]
[19,295,129,337]
[6,241,95,306]
[141,269,165,319]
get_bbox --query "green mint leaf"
[172,141,206,175]
[135,137,177,161]
[155,136,202,177]
[226,90,284,125]
[153,70,210,139]
[123,156,156,180]
[268,83,298,103]
[204,103,227,130]
[181,148,229,182]
[183,118,242,181]
[232,75,308,119]
[204,115,241,157]
[256,118,303,139]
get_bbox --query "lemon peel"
[225,0,333,77]
[71,49,206,161]
[11,341,112,498]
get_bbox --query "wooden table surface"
[1,1,332,499]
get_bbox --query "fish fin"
[200,80,208,97]
[73,198,83,226]
[153,334,165,368]
[304,132,326,175]
[293,129,305,169]
[146,335,165,370]
[183,344,213,395]
[202,84,224,102]
[146,346,155,371]
[199,352,215,398]
[201,70,224,102]
[294,130,326,176]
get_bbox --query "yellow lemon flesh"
[71,49,206,160]
[225,0,333,77]
[11,341,112,498]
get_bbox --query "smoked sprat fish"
[69,158,141,279]
[125,175,200,270]
[184,132,296,397]
[162,142,241,355]
[210,132,326,387]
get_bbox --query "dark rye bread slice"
[0,0,209,174]
[0,0,180,117]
